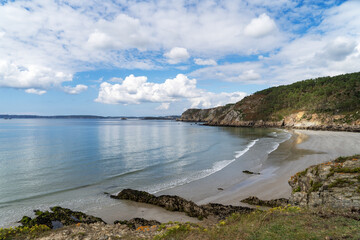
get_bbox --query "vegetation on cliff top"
[181,72,360,124]
[154,207,360,240]
[254,72,360,120]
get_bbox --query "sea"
[0,118,290,227]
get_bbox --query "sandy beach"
[92,129,360,223]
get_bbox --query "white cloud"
[25,88,47,95]
[164,47,190,64]
[63,84,88,94]
[95,74,247,109]
[244,13,277,38]
[156,103,170,110]
[0,0,358,101]
[194,58,217,66]
[0,0,289,93]
[238,70,261,81]
[319,37,357,61]
[189,92,247,109]
[86,14,150,51]
[190,62,266,84]
[95,74,197,104]
[0,60,72,89]
[191,2,360,86]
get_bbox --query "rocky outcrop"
[241,196,289,208]
[111,189,253,219]
[289,155,360,209]
[114,218,161,229]
[180,106,360,132]
[19,206,105,229]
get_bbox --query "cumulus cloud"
[0,60,72,89]
[63,84,88,94]
[95,74,197,104]
[25,88,47,95]
[191,2,360,86]
[95,74,247,109]
[244,13,277,38]
[0,0,358,100]
[194,58,217,66]
[164,47,190,64]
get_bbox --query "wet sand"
[194,129,360,205]
[93,129,360,223]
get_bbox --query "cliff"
[180,72,360,131]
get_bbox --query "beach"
[93,129,360,223]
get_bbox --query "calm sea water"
[0,119,289,227]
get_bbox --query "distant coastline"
[0,115,180,120]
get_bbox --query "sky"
[0,0,359,116]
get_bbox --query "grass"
[0,224,50,240]
[153,206,360,240]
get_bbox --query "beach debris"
[18,206,105,229]
[110,189,253,220]
[241,196,289,208]
[217,188,224,191]
[242,170,260,175]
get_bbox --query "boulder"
[19,206,105,229]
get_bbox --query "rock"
[201,203,252,220]
[111,189,208,219]
[110,189,253,220]
[289,155,360,209]
[240,196,289,207]
[242,170,260,175]
[114,218,161,229]
[19,206,105,229]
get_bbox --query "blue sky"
[0,0,359,116]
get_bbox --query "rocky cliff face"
[289,155,360,209]
[180,72,360,131]
[180,103,360,132]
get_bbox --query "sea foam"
[148,139,260,193]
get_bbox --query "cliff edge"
[180,72,360,131]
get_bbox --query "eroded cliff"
[180,72,360,131]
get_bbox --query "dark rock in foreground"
[241,196,289,208]
[114,218,161,229]
[111,189,253,220]
[19,206,105,229]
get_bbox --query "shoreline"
[89,128,360,223]
[5,128,360,228]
